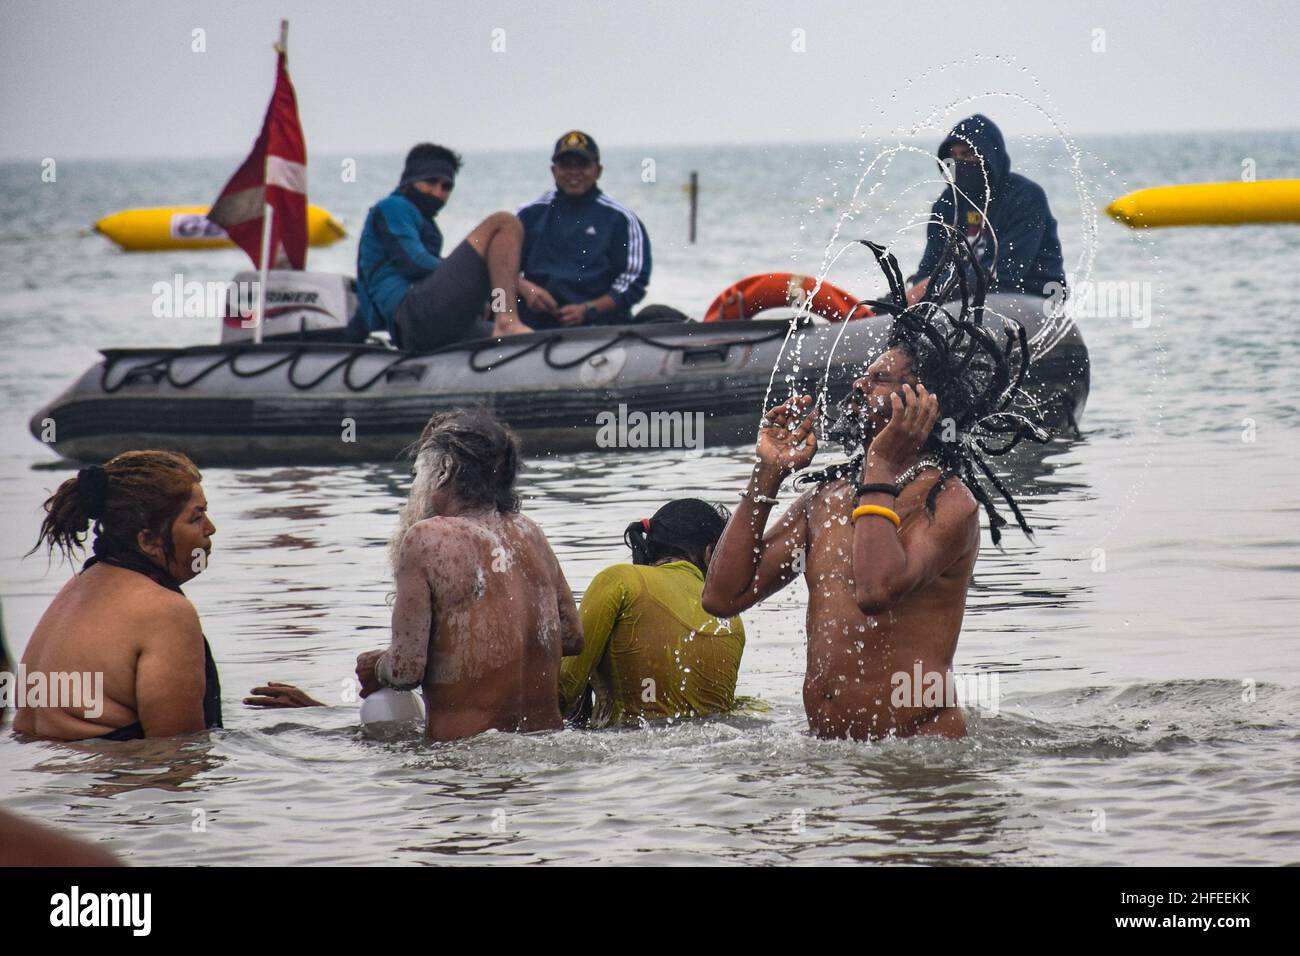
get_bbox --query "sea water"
[1,132,1297,864]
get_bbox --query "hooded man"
[906,114,1066,304]
[347,143,531,349]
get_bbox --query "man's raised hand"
[756,394,819,475]
[867,384,939,475]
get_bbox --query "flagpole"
[254,204,273,343]
[252,20,288,345]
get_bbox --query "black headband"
[398,157,457,189]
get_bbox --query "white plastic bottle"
[360,688,425,732]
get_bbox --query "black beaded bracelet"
[855,482,901,498]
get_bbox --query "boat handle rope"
[463,324,793,373]
[99,324,797,395]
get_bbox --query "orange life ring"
[703,273,871,323]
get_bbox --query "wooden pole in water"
[688,171,698,243]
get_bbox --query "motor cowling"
[220,271,357,343]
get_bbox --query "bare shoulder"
[906,472,980,544]
[140,587,202,637]
[501,512,565,571]
[504,511,548,546]
[930,473,979,521]
[806,478,850,512]
[511,511,543,532]
[802,478,852,530]
[116,581,204,660]
[0,808,121,867]
[401,516,477,558]
[89,564,200,625]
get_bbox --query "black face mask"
[403,185,446,219]
[950,159,989,213]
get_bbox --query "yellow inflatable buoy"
[1106,179,1300,228]
[94,205,347,251]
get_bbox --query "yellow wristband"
[851,504,901,528]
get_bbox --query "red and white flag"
[208,42,307,269]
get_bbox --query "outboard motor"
[220,271,357,343]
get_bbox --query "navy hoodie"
[909,114,1065,298]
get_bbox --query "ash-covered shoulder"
[501,510,547,540]
[399,512,547,563]
[397,515,489,563]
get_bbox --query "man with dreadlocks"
[703,237,1045,740]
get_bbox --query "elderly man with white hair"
[355,408,583,741]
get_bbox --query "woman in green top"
[559,499,745,727]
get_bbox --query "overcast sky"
[2,0,1297,160]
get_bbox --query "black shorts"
[394,239,492,351]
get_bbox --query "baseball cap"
[552,130,600,163]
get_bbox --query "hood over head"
[938,114,1011,192]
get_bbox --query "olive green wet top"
[559,560,746,726]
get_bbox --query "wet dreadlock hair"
[795,227,1051,544]
[623,498,731,574]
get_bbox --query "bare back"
[383,509,582,741]
[13,563,207,740]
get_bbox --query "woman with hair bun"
[558,498,746,727]
[15,450,319,742]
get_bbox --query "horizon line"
[2,125,1298,165]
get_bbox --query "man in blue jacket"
[515,131,652,328]
[907,114,1066,304]
[348,143,530,348]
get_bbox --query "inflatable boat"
[29,276,1089,465]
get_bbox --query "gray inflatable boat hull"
[30,295,1089,464]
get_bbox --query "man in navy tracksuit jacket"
[907,114,1066,304]
[515,131,652,328]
